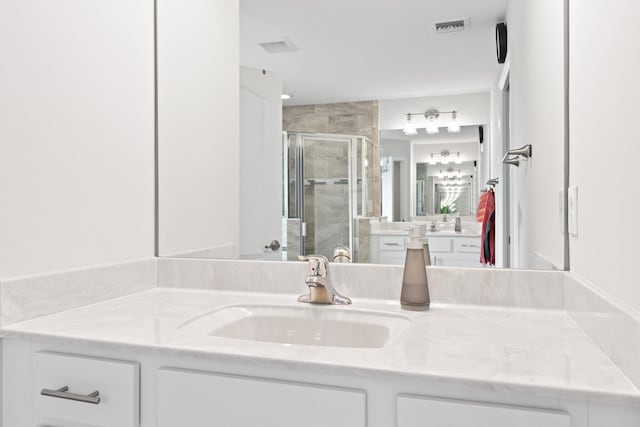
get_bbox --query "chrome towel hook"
[502,144,532,167]
[503,156,520,167]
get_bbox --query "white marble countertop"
[2,288,639,406]
[370,229,482,237]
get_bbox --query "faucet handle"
[298,255,328,277]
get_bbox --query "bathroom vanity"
[369,222,483,267]
[2,268,639,427]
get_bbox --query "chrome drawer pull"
[384,242,401,246]
[41,386,101,404]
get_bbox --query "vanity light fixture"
[438,166,463,179]
[403,109,461,135]
[281,94,292,100]
[454,152,463,164]
[448,111,461,133]
[403,113,418,136]
[440,150,450,164]
[428,150,464,165]
[425,111,440,134]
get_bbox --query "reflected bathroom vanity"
[370,220,482,267]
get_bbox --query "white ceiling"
[240,0,508,105]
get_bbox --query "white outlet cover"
[568,186,578,236]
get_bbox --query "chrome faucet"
[297,255,352,305]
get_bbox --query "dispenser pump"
[400,226,430,310]
[412,224,431,266]
[455,213,462,232]
[423,234,432,266]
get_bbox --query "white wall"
[505,0,566,269]
[381,139,410,159]
[0,0,155,277]
[158,0,240,257]
[569,0,640,312]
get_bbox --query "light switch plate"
[568,186,578,236]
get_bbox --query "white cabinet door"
[379,236,407,251]
[239,67,283,257]
[433,256,481,268]
[453,237,482,253]
[397,395,570,427]
[375,235,407,265]
[427,237,453,253]
[157,368,366,427]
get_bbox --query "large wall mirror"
[157,0,568,271]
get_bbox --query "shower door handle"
[302,222,307,237]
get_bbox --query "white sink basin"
[178,304,411,349]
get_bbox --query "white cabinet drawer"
[454,237,482,253]
[397,395,570,427]
[157,368,366,427]
[33,352,139,427]
[427,237,453,252]
[379,235,406,251]
[381,252,406,265]
[433,256,480,267]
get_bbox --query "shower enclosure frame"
[282,132,372,258]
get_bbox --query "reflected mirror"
[415,161,477,217]
[157,0,568,271]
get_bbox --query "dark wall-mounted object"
[496,23,508,64]
[478,125,484,144]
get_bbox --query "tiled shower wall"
[283,101,381,217]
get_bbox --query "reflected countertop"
[2,288,638,406]
[370,229,482,238]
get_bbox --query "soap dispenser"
[454,213,462,232]
[400,226,430,311]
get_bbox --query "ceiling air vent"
[434,19,469,34]
[259,38,298,54]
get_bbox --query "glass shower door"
[282,132,372,261]
[300,135,352,259]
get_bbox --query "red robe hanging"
[478,189,495,265]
